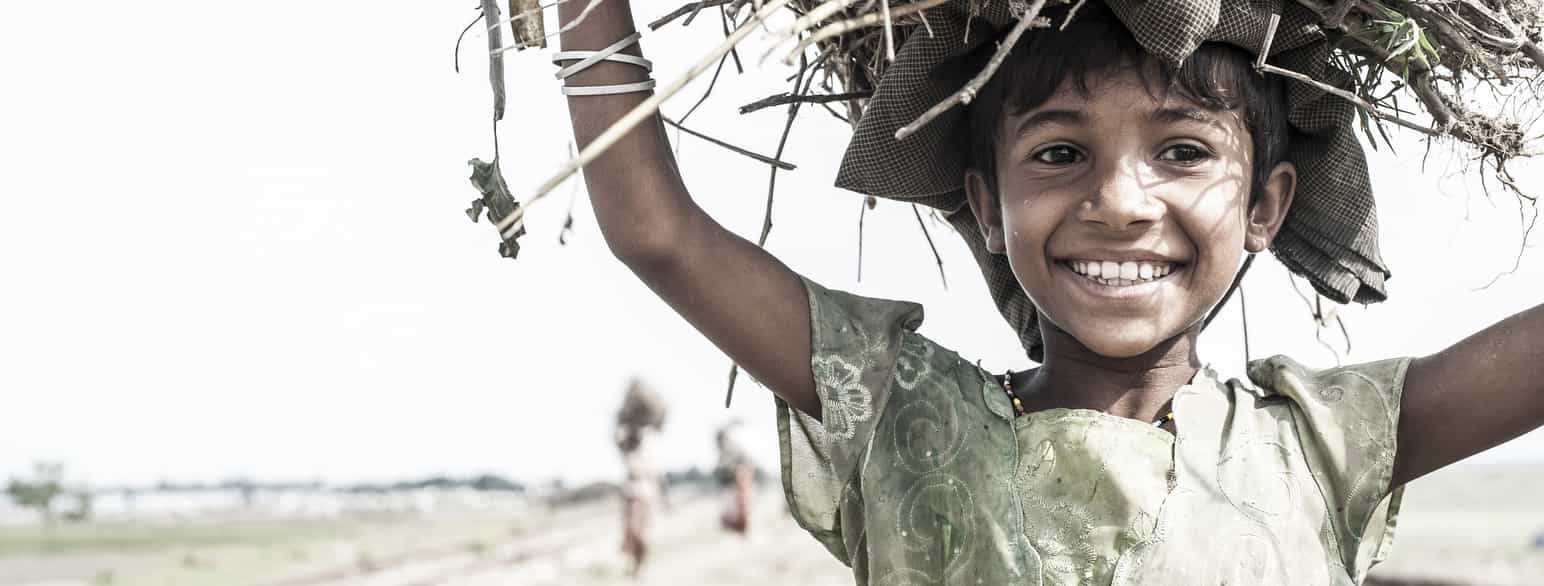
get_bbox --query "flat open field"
[2,465,1539,586]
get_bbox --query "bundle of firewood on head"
[737,0,1544,162]
[460,0,1543,397]
[617,378,667,431]
[468,0,1542,259]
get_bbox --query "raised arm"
[555,1,821,416]
[1393,303,1544,485]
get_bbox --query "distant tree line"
[342,474,526,493]
[5,461,91,525]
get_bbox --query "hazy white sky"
[2,1,1541,488]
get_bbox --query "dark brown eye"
[1158,144,1212,164]
[1032,144,1083,165]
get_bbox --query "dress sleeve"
[1247,355,1411,582]
[776,276,924,564]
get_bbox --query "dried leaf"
[467,158,526,259]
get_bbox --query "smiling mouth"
[1061,259,1182,287]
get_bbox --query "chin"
[1068,323,1172,359]
[1079,338,1160,359]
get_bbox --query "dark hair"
[965,5,1291,205]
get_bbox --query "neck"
[1015,317,1201,421]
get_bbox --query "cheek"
[1171,175,1250,249]
[998,190,1073,251]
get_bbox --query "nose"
[1076,158,1163,232]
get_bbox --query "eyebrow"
[1149,107,1223,128]
[1013,109,1086,138]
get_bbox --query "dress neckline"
[997,365,1220,441]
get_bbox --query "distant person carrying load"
[614,378,665,579]
[715,421,754,535]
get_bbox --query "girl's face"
[966,67,1295,359]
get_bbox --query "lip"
[1055,260,1183,300]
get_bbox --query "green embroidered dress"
[777,278,1407,585]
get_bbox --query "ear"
[1245,161,1296,253]
[964,168,1007,254]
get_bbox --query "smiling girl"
[542,0,1544,583]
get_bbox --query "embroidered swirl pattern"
[894,473,977,579]
[891,336,968,474]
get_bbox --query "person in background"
[614,379,665,579]
[715,421,754,535]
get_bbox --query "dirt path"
[289,490,849,586]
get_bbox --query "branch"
[738,90,872,114]
[778,0,954,64]
[721,5,745,73]
[662,117,798,169]
[881,0,896,62]
[1258,62,1441,136]
[1400,2,1508,80]
[758,53,817,246]
[454,12,483,73]
[1255,14,1442,137]
[723,361,739,407]
[911,204,948,289]
[782,0,862,38]
[679,54,732,124]
[857,197,872,281]
[895,0,1052,140]
[649,0,738,30]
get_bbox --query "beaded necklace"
[1001,371,1175,428]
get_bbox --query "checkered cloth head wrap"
[836,0,1390,361]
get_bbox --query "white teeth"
[1119,261,1138,280]
[1068,259,1177,285]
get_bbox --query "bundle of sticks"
[617,379,667,430]
[466,0,1542,256]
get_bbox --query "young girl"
[544,0,1544,583]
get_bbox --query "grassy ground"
[0,490,847,586]
[2,465,1539,586]
[0,513,539,586]
[1368,466,1544,585]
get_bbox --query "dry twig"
[739,90,872,113]
[857,197,872,280]
[663,117,799,169]
[894,0,1052,140]
[779,0,954,64]
[911,204,948,289]
[650,0,740,30]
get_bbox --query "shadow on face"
[964,67,1295,360]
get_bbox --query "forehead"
[1025,67,1241,123]
[1011,67,1245,132]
